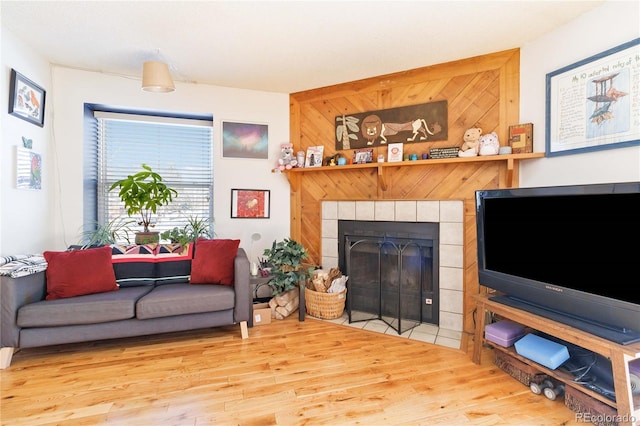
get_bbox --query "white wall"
[2,26,291,259]
[48,67,290,261]
[520,0,640,187]
[1,28,53,255]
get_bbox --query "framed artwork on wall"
[545,38,640,157]
[231,189,270,218]
[16,147,42,190]
[8,69,46,127]
[221,121,268,159]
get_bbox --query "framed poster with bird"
[8,69,46,127]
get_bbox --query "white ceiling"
[2,0,606,94]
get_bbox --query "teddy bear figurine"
[274,143,298,173]
[458,127,482,157]
[478,131,500,156]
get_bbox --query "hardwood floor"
[1,316,583,425]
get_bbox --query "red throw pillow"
[190,238,240,286]
[44,246,118,300]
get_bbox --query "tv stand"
[473,293,640,426]
[491,295,640,345]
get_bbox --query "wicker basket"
[305,287,347,319]
[494,350,547,387]
[564,386,618,426]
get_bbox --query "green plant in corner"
[262,238,315,296]
[109,164,178,244]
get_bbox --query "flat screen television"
[475,181,640,345]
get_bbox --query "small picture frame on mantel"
[387,143,403,162]
[305,146,324,167]
[353,148,373,164]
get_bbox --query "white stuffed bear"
[478,132,500,156]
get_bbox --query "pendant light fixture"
[141,61,175,92]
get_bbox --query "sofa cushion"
[135,283,235,319]
[17,286,153,327]
[190,238,240,285]
[43,246,118,300]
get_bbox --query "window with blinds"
[83,106,213,243]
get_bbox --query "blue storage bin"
[514,333,570,370]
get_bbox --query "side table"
[249,274,273,301]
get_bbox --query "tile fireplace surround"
[320,200,464,336]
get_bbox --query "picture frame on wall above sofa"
[231,189,270,219]
[8,69,46,127]
[545,38,639,157]
[221,121,268,159]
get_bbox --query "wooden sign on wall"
[335,100,448,150]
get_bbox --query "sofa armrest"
[233,248,251,325]
[1,271,47,348]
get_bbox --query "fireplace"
[339,220,439,334]
[320,200,463,333]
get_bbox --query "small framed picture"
[231,189,270,218]
[305,146,324,167]
[8,69,46,127]
[387,143,404,162]
[353,148,373,164]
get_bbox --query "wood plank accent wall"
[288,49,521,335]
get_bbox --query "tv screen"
[476,182,640,344]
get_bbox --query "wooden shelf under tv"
[280,152,544,191]
[473,293,640,425]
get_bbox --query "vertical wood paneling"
[289,49,520,336]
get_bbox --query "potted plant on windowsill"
[109,164,178,244]
[78,216,136,248]
[160,215,212,245]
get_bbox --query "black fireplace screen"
[339,221,439,335]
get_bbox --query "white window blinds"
[87,109,213,242]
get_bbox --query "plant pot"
[135,231,160,245]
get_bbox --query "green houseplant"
[79,217,136,248]
[262,238,315,296]
[160,215,212,245]
[109,164,178,244]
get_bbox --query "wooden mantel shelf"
[279,152,544,191]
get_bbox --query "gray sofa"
[0,246,251,369]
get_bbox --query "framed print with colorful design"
[222,121,268,159]
[9,69,46,127]
[231,189,270,219]
[16,147,42,190]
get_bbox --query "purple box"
[485,320,525,348]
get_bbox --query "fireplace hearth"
[340,220,439,335]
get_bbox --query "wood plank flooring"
[1,316,583,425]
